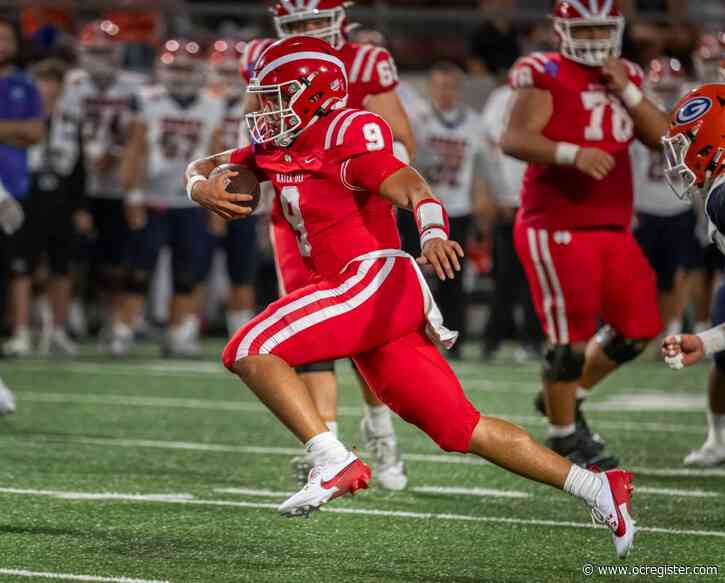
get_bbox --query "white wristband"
[555,142,580,166]
[420,227,448,247]
[697,326,725,356]
[186,175,206,201]
[620,82,643,109]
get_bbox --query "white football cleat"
[278,452,371,518]
[3,329,31,357]
[0,378,17,415]
[589,469,637,559]
[361,417,407,491]
[683,444,725,467]
[109,323,133,357]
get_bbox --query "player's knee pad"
[542,345,585,382]
[126,269,150,295]
[295,360,336,374]
[172,270,197,294]
[600,332,648,365]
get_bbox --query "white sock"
[575,387,588,401]
[548,423,576,438]
[365,404,394,436]
[305,431,348,465]
[325,421,338,438]
[226,309,254,335]
[564,464,602,507]
[705,411,725,447]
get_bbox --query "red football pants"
[223,255,481,453]
[514,218,662,344]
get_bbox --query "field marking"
[8,434,725,476]
[588,393,706,412]
[14,391,710,436]
[636,486,720,497]
[215,487,293,497]
[412,486,529,499]
[0,568,170,583]
[0,486,723,540]
[631,467,725,478]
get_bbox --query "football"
[209,163,261,212]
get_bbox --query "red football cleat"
[590,469,637,558]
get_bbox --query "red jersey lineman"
[185,37,638,559]
[502,0,667,467]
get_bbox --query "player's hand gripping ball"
[209,164,261,214]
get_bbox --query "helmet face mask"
[208,40,246,99]
[554,18,623,66]
[274,6,346,49]
[246,80,305,146]
[662,131,699,200]
[79,44,123,80]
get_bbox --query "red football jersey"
[509,52,644,230]
[230,108,406,277]
[241,39,399,109]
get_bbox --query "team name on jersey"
[276,172,305,184]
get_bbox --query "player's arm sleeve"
[508,54,556,92]
[340,114,407,192]
[229,145,267,183]
[706,182,725,235]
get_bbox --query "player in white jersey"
[113,39,225,357]
[479,78,543,361]
[632,58,700,341]
[203,39,259,336]
[408,62,485,358]
[61,21,146,347]
[661,83,725,466]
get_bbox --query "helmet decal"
[675,97,713,126]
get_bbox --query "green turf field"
[0,342,723,583]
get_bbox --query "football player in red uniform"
[186,37,638,559]
[239,0,414,490]
[662,84,725,466]
[502,0,668,468]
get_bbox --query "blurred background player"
[5,59,88,357]
[0,15,45,357]
[632,57,699,345]
[479,51,543,361]
[62,20,146,352]
[205,39,258,336]
[403,61,486,359]
[661,83,725,466]
[239,1,413,490]
[115,39,224,357]
[503,0,668,468]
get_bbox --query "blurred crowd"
[0,3,723,361]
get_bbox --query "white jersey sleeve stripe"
[324,109,356,150]
[519,57,545,73]
[349,45,372,83]
[361,47,384,83]
[335,110,370,146]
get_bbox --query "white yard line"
[14,391,709,436]
[636,487,720,497]
[215,487,293,497]
[0,569,170,583]
[631,467,725,478]
[7,434,725,475]
[412,486,530,498]
[0,486,722,540]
